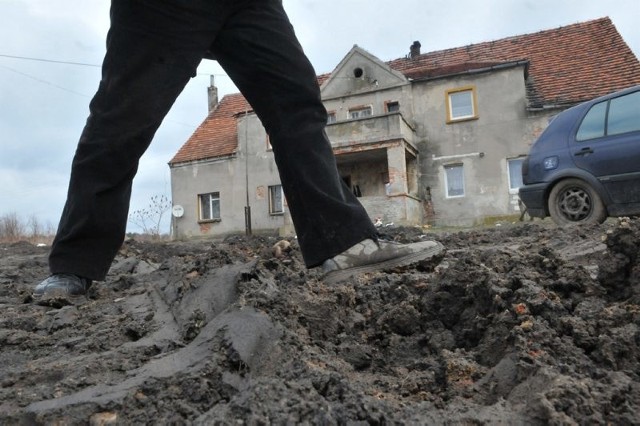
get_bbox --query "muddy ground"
[0,218,639,425]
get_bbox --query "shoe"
[33,274,92,299]
[321,239,444,285]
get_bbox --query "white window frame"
[327,111,337,124]
[349,105,373,119]
[198,192,220,221]
[444,164,465,198]
[446,86,478,123]
[268,185,284,215]
[507,158,525,193]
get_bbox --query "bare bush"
[0,212,25,242]
[27,214,43,239]
[0,213,55,244]
[128,194,171,240]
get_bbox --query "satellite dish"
[172,205,184,218]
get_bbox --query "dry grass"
[0,212,55,245]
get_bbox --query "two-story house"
[169,17,640,238]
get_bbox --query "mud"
[1,219,639,425]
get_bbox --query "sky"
[1,0,639,234]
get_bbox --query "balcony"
[326,112,417,151]
[325,112,422,225]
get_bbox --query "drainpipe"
[243,111,252,235]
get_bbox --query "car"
[519,85,640,226]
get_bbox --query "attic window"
[446,86,478,123]
[353,67,364,78]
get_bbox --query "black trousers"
[49,0,377,280]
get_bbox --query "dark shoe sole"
[323,241,445,285]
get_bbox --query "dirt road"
[1,219,638,424]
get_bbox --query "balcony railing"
[326,112,417,150]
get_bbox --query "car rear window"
[576,101,607,141]
[608,90,640,136]
[576,90,640,141]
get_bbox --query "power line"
[0,53,101,67]
[0,52,230,78]
[0,64,201,128]
[0,64,91,97]
[0,53,231,129]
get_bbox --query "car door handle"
[574,147,594,156]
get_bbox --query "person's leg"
[210,0,378,268]
[47,0,230,281]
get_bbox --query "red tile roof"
[171,17,640,164]
[170,93,251,164]
[389,17,640,108]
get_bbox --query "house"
[169,17,640,238]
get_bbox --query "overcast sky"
[1,0,639,234]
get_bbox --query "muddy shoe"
[321,239,444,285]
[33,274,92,303]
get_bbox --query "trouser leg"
[211,0,377,267]
[49,0,222,280]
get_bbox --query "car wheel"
[548,178,606,226]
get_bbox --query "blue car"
[519,85,640,225]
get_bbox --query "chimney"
[208,75,218,112]
[410,41,421,59]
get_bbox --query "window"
[444,164,464,197]
[386,101,400,113]
[446,86,477,122]
[269,185,284,214]
[508,158,524,191]
[576,101,607,141]
[199,192,220,221]
[608,91,640,136]
[349,106,372,119]
[327,112,337,124]
[577,91,640,141]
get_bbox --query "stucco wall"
[170,156,246,238]
[337,159,388,197]
[170,114,286,239]
[359,195,422,226]
[411,66,547,226]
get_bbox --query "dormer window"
[446,86,478,123]
[349,106,372,119]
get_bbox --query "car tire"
[548,178,606,226]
